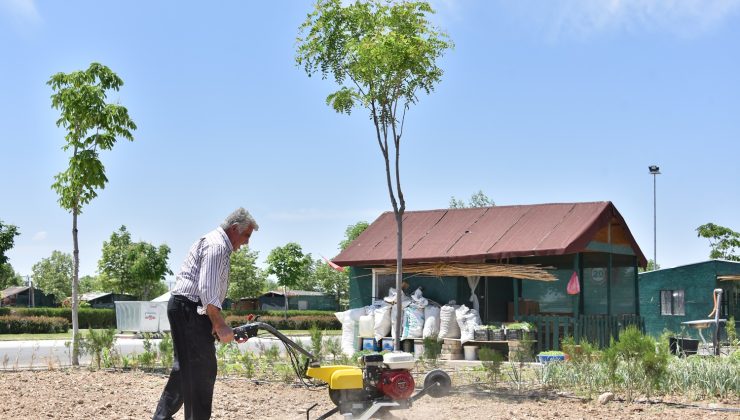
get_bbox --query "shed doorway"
[476,276,514,324]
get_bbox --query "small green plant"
[324,337,343,362]
[725,316,738,346]
[603,325,669,400]
[422,337,442,367]
[261,344,281,365]
[309,323,323,360]
[158,332,174,370]
[79,328,116,370]
[478,347,504,386]
[137,333,157,370]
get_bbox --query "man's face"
[228,225,254,251]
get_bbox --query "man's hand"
[213,324,234,343]
[206,304,234,343]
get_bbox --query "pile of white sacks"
[334,287,482,356]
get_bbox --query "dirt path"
[0,370,737,419]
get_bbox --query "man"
[153,208,258,420]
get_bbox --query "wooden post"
[512,278,519,321]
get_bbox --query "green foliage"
[478,347,504,385]
[339,221,369,251]
[79,328,116,369]
[449,190,494,209]
[0,262,23,290]
[603,325,669,399]
[48,63,137,213]
[15,307,116,329]
[0,315,69,333]
[422,336,441,365]
[726,316,738,345]
[324,336,343,362]
[266,242,313,291]
[225,314,340,331]
[78,275,103,294]
[696,223,740,261]
[0,220,20,266]
[0,307,9,316]
[137,333,157,369]
[31,250,73,302]
[228,246,267,300]
[639,259,661,272]
[309,323,323,359]
[98,226,171,300]
[158,332,174,370]
[309,258,348,308]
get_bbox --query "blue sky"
[1,0,739,284]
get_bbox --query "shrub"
[0,315,69,333]
[79,328,116,369]
[0,307,10,316]
[225,314,340,330]
[13,307,116,329]
[603,325,669,399]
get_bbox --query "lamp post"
[648,165,660,268]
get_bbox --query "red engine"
[378,369,415,400]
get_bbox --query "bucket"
[414,342,424,359]
[463,346,479,361]
[381,338,394,352]
[362,337,379,351]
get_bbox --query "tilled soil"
[0,369,738,419]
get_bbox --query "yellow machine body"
[306,365,363,390]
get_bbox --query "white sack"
[422,304,441,338]
[455,304,482,343]
[438,304,460,339]
[358,314,375,337]
[401,304,425,339]
[373,304,392,341]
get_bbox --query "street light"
[649,165,660,268]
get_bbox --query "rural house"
[639,259,740,339]
[333,201,647,350]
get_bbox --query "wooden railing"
[517,314,644,352]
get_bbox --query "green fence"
[518,314,644,352]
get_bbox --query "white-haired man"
[153,208,258,420]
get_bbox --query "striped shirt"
[171,227,233,315]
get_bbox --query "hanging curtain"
[467,276,481,313]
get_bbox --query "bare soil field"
[1,369,738,419]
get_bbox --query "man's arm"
[206,304,234,343]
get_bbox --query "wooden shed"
[259,290,339,311]
[638,260,740,339]
[80,292,137,309]
[0,286,56,307]
[333,201,647,350]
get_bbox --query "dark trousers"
[153,295,217,420]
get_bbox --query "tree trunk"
[393,213,403,352]
[71,209,80,366]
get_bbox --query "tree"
[638,259,660,273]
[297,0,452,348]
[0,263,23,290]
[311,258,349,309]
[78,275,103,294]
[266,242,313,311]
[0,220,20,266]
[98,226,171,300]
[49,62,136,365]
[339,221,369,251]
[696,223,740,261]
[449,190,494,209]
[228,246,268,301]
[31,251,73,303]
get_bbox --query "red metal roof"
[332,201,647,267]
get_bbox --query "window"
[372,272,397,301]
[660,290,685,315]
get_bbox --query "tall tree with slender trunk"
[297,0,452,349]
[48,62,136,365]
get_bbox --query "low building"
[333,201,647,350]
[80,292,137,309]
[639,259,740,339]
[0,286,56,307]
[259,290,338,311]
